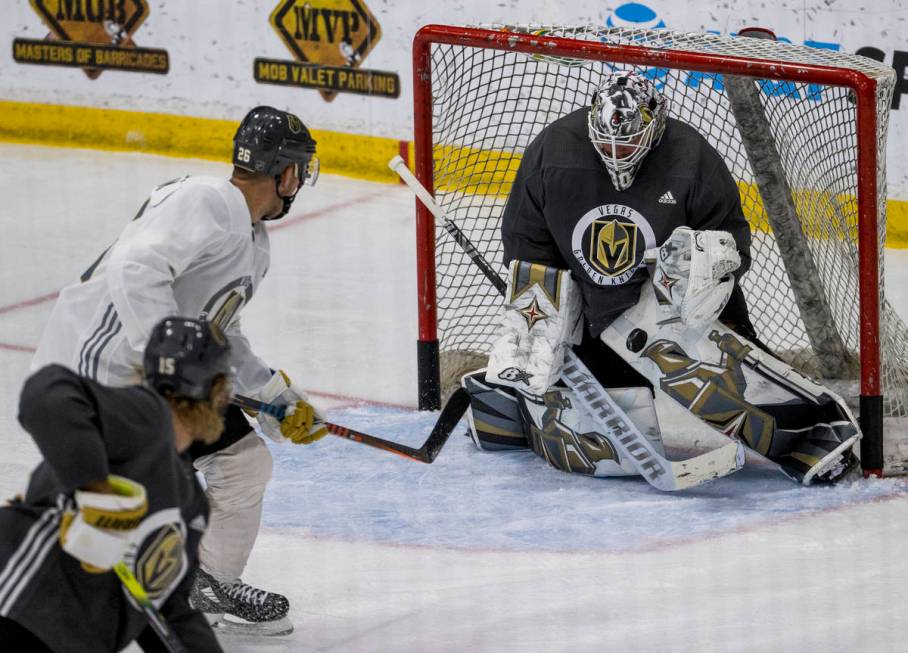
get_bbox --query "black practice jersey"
[502,109,752,337]
[0,365,221,652]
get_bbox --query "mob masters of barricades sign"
[255,0,399,101]
[13,0,169,78]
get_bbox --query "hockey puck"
[626,328,648,353]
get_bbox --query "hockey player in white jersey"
[30,106,325,635]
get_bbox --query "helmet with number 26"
[588,71,668,191]
[233,106,319,220]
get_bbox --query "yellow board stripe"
[433,143,908,249]
[0,100,407,184]
[2,99,906,246]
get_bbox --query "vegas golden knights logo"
[589,219,638,277]
[200,277,253,331]
[137,524,184,599]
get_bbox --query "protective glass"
[298,156,320,187]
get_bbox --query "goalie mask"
[588,71,668,191]
[233,105,319,220]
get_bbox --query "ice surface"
[1,144,906,652]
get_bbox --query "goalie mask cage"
[410,24,902,475]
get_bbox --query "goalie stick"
[114,561,187,653]
[231,388,470,464]
[389,155,745,491]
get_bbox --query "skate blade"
[212,615,294,637]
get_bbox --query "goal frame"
[410,24,884,474]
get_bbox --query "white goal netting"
[416,25,904,468]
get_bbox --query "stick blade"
[664,441,747,491]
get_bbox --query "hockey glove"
[654,227,740,329]
[255,370,328,445]
[60,475,147,573]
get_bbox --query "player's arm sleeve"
[687,156,752,279]
[136,573,223,652]
[104,187,233,354]
[224,317,274,396]
[17,364,110,490]
[501,141,562,267]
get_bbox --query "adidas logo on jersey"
[658,191,677,204]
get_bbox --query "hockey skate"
[190,568,293,636]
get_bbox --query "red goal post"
[409,24,898,474]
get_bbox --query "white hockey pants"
[193,433,273,582]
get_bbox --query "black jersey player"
[0,317,231,652]
[501,70,756,344]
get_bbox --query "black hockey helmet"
[143,317,232,402]
[233,106,318,219]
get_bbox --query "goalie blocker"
[466,252,859,485]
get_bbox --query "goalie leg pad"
[516,385,664,477]
[486,260,583,394]
[462,370,528,451]
[603,283,861,485]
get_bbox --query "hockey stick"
[231,387,470,464]
[114,561,187,653]
[389,155,745,491]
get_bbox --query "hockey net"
[411,25,905,472]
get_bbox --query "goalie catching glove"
[652,226,740,330]
[254,370,328,445]
[60,474,147,573]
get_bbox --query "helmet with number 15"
[143,318,232,402]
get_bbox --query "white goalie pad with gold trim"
[517,385,665,477]
[485,260,583,395]
[653,227,740,330]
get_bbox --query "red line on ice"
[0,291,60,316]
[0,343,36,353]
